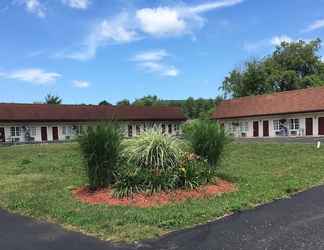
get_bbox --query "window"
[62,126,73,135]
[168,124,172,134]
[136,125,140,135]
[10,127,21,137]
[75,125,83,135]
[30,127,37,136]
[239,121,248,132]
[174,124,180,135]
[273,120,280,131]
[128,125,133,137]
[161,124,166,134]
[289,119,299,130]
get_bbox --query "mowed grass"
[1,142,324,242]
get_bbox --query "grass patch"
[0,142,324,242]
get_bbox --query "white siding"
[219,112,324,138]
[0,120,184,143]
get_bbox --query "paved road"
[2,186,324,250]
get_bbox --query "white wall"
[219,112,324,138]
[0,120,184,143]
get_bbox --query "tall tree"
[45,94,62,104]
[116,99,130,106]
[98,100,111,105]
[133,95,162,106]
[222,39,324,98]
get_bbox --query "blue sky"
[0,0,324,104]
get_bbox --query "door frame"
[263,120,269,137]
[305,118,313,136]
[0,127,5,142]
[253,121,259,137]
[52,127,59,141]
[318,117,324,136]
[41,127,48,141]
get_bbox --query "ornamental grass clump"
[79,123,122,190]
[121,130,187,172]
[182,119,230,167]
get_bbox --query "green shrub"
[78,123,122,190]
[113,164,178,197]
[177,153,216,189]
[182,119,229,167]
[121,130,187,172]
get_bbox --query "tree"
[116,99,130,106]
[222,39,324,98]
[133,95,162,106]
[99,100,111,105]
[45,94,62,104]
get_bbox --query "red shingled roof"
[213,86,324,119]
[0,103,186,122]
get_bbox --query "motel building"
[213,86,324,138]
[0,104,186,143]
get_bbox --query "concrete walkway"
[2,185,324,250]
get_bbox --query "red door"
[305,118,313,136]
[0,128,5,142]
[318,117,324,135]
[263,120,269,137]
[253,121,259,137]
[41,127,48,141]
[52,127,59,141]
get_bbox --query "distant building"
[0,104,186,143]
[213,86,324,138]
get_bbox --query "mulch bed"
[72,180,236,208]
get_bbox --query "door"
[52,127,59,141]
[263,120,269,137]
[0,128,5,142]
[318,117,324,135]
[41,127,48,141]
[305,118,313,136]
[253,121,259,137]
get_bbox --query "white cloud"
[0,68,61,85]
[131,49,169,62]
[304,19,324,32]
[138,61,179,77]
[244,35,294,52]
[23,0,45,18]
[163,67,179,77]
[136,7,188,37]
[61,1,243,60]
[270,35,292,46]
[62,0,90,10]
[188,0,243,13]
[135,0,243,37]
[133,49,179,77]
[72,80,90,88]
[60,13,140,61]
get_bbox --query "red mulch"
[72,180,236,208]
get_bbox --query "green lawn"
[1,142,324,242]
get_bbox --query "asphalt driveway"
[2,185,324,250]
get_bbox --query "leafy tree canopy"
[116,99,130,106]
[222,39,324,98]
[45,94,62,104]
[98,100,111,105]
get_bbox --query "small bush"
[182,119,230,167]
[113,164,178,197]
[79,123,122,190]
[121,130,187,172]
[177,153,216,189]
